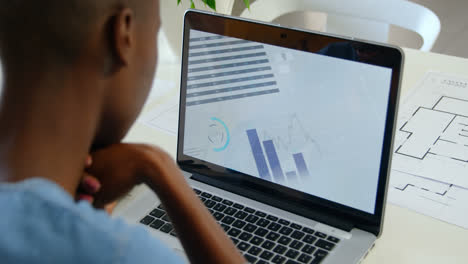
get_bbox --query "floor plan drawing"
[392,72,468,188]
[396,96,468,163]
[389,170,468,229]
[388,72,468,229]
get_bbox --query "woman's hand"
[84,143,245,263]
[76,155,118,214]
[85,143,169,208]
[76,156,101,204]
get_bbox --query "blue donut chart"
[211,117,230,152]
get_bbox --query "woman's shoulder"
[0,178,183,264]
[0,178,116,262]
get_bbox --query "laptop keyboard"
[139,188,341,264]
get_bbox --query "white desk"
[123,48,468,263]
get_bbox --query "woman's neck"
[0,66,103,196]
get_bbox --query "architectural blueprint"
[139,79,179,136]
[389,72,468,228]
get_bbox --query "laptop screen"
[181,29,393,215]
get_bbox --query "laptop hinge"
[190,173,355,232]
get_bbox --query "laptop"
[116,10,403,264]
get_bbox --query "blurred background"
[230,0,468,58]
[159,0,468,61]
[408,0,468,58]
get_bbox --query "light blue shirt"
[0,178,184,263]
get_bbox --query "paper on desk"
[146,79,176,102]
[139,79,175,112]
[389,171,468,229]
[137,78,179,136]
[388,72,468,229]
[139,94,179,136]
[392,72,468,187]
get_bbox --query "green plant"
[177,0,250,11]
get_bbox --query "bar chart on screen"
[246,128,311,185]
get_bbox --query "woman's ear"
[105,8,135,74]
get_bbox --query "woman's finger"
[85,155,93,168]
[77,194,95,204]
[79,174,101,194]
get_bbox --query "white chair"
[235,0,441,51]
